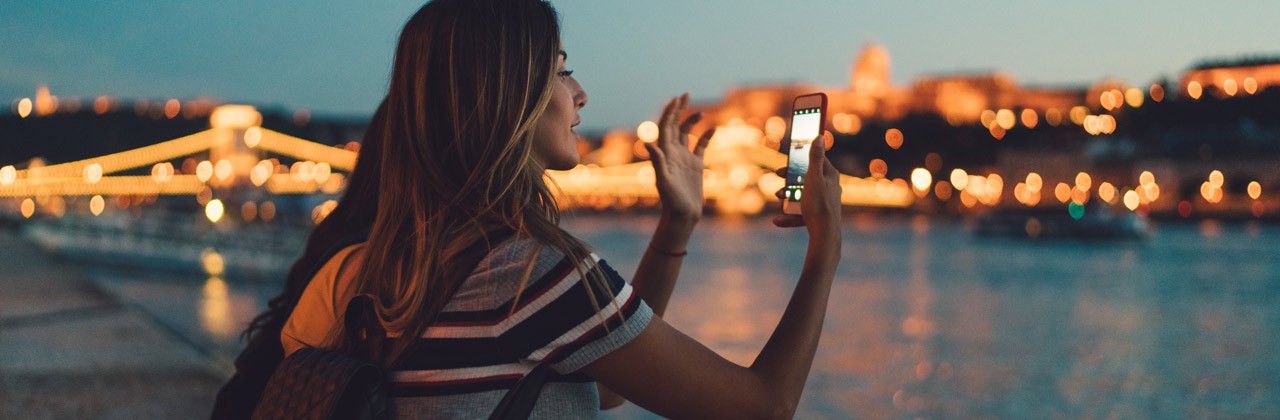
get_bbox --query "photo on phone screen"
[784,105,822,213]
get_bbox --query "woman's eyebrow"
[558,50,567,61]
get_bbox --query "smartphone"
[783,93,827,215]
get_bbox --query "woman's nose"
[572,79,588,109]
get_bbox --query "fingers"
[808,135,826,178]
[679,112,702,135]
[772,215,806,228]
[660,96,678,125]
[774,167,787,178]
[659,93,694,148]
[693,127,715,157]
[667,93,688,129]
[775,188,786,200]
[644,142,667,173]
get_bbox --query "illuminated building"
[1180,57,1280,98]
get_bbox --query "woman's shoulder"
[455,234,602,301]
[479,232,573,265]
[282,242,367,355]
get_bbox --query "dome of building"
[852,43,891,98]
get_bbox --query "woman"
[278,0,843,418]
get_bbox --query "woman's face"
[531,51,588,171]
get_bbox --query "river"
[88,213,1280,418]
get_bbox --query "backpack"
[250,294,390,420]
[211,228,516,419]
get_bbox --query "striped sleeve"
[495,253,653,375]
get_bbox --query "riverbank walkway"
[0,230,225,418]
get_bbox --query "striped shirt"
[281,235,653,418]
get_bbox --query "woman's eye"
[558,70,574,77]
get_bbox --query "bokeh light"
[1045,108,1062,126]
[885,128,904,149]
[0,165,15,185]
[1124,88,1144,108]
[869,159,889,178]
[995,109,1015,130]
[201,248,225,277]
[832,113,861,134]
[1223,79,1238,96]
[1025,172,1043,193]
[21,198,35,218]
[1209,170,1224,189]
[1068,202,1085,219]
[214,159,233,181]
[979,110,996,128]
[1054,182,1071,203]
[950,169,968,190]
[206,199,225,222]
[764,116,786,143]
[1020,109,1038,128]
[90,195,105,216]
[637,121,659,143]
[84,163,103,184]
[910,168,932,194]
[244,127,263,148]
[1243,77,1258,95]
[1075,172,1092,191]
[1124,190,1140,211]
[196,160,213,182]
[1098,182,1116,203]
[1187,81,1203,99]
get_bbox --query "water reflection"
[691,266,771,365]
[200,276,236,339]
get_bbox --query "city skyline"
[2,0,1278,131]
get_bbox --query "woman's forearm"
[630,212,697,316]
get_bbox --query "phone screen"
[785,106,822,204]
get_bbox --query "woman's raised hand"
[645,93,715,220]
[772,131,843,237]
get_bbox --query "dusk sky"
[2,1,1277,132]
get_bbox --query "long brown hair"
[349,0,609,367]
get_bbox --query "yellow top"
[280,243,366,356]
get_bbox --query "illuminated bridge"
[1,105,914,222]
